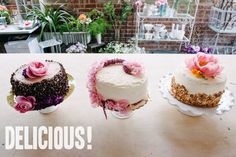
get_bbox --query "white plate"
[159,73,235,116]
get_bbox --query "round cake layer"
[171,77,224,107]
[13,61,61,84]
[96,64,148,105]
[10,60,69,110]
[173,66,226,95]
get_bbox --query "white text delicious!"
[5,126,92,150]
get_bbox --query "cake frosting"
[170,52,226,107]
[173,66,226,95]
[10,60,69,113]
[88,59,148,118]
[96,64,148,104]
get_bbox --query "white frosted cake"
[171,52,226,107]
[88,59,148,117]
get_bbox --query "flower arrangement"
[99,40,138,53]
[103,0,133,41]
[0,5,10,24]
[66,42,87,53]
[87,59,144,119]
[88,17,110,37]
[28,3,72,38]
[134,0,144,9]
[155,0,167,6]
[78,13,92,32]
[185,52,223,79]
[182,44,214,54]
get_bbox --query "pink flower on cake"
[105,100,116,110]
[14,96,36,113]
[89,91,103,107]
[123,61,144,77]
[185,52,223,78]
[87,60,106,107]
[116,99,129,110]
[25,61,48,79]
[104,99,130,113]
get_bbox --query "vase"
[111,110,134,119]
[96,33,102,44]
[0,17,7,29]
[39,105,59,114]
[87,33,91,43]
[114,29,120,41]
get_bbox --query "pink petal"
[15,96,28,102]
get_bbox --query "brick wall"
[6,0,236,51]
[67,0,236,51]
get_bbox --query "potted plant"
[28,3,71,38]
[89,18,110,44]
[103,0,133,41]
[0,5,11,24]
[28,3,92,45]
[87,9,110,44]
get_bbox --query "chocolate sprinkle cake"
[10,60,69,110]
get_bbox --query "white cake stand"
[111,110,134,119]
[159,73,235,117]
[39,105,59,114]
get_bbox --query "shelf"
[209,24,236,34]
[137,12,194,21]
[134,35,190,42]
[210,45,236,54]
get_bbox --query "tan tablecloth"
[0,54,235,157]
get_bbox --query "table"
[0,54,235,157]
[0,24,40,53]
[0,24,40,35]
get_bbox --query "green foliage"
[87,9,104,21]
[99,40,136,53]
[27,3,72,38]
[0,6,11,24]
[173,0,194,13]
[103,1,116,27]
[58,16,81,32]
[103,0,133,41]
[120,2,133,24]
[103,0,133,29]
[89,18,111,37]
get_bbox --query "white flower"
[66,42,87,53]
[85,18,92,25]
[192,45,200,52]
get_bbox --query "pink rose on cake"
[185,52,223,78]
[14,96,36,113]
[123,61,144,77]
[24,61,48,79]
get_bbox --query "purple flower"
[37,96,64,108]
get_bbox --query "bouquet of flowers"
[99,40,143,53]
[66,42,87,53]
[182,44,214,54]
[0,5,11,24]
[78,14,92,32]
